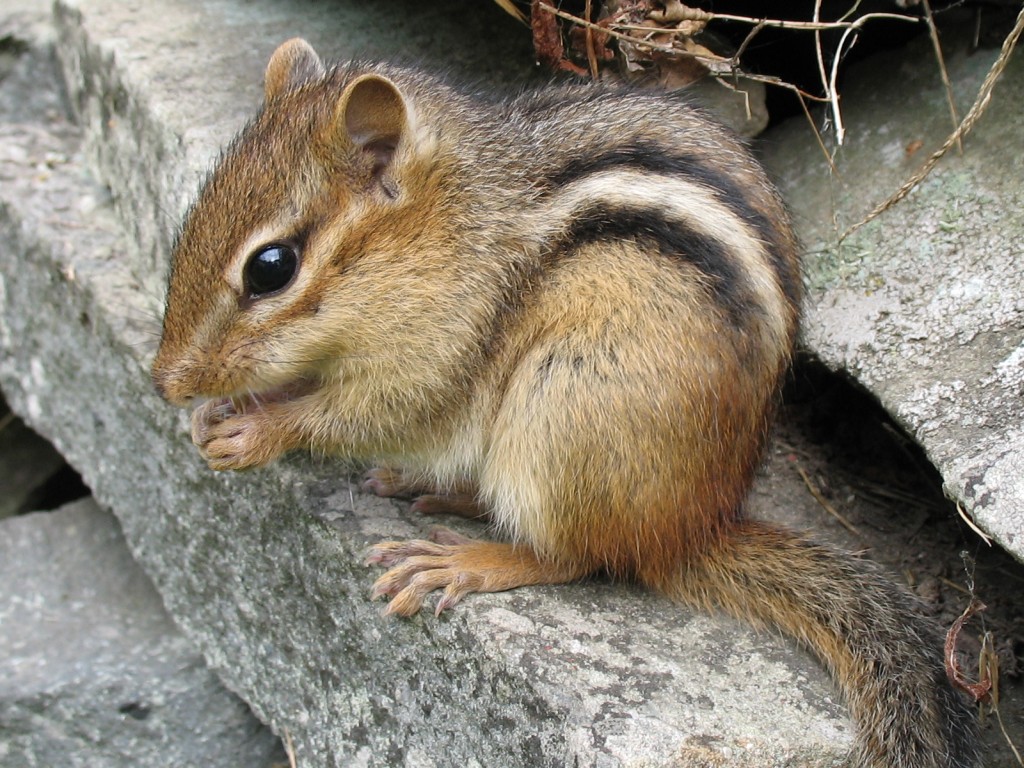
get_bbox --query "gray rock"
[762,15,1024,562]
[0,2,858,767]
[0,498,284,767]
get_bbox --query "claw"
[191,398,237,447]
[435,571,484,614]
[364,537,451,568]
[361,467,407,498]
[361,467,433,499]
[364,532,583,617]
[428,527,475,546]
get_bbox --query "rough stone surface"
[0,3,859,767]
[762,17,1024,562]
[0,498,284,767]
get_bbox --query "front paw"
[190,399,285,471]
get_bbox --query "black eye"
[245,244,299,296]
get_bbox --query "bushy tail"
[650,519,979,768]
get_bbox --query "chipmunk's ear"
[264,38,325,100]
[335,74,410,176]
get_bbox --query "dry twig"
[492,0,528,24]
[285,729,297,768]
[584,0,599,78]
[796,465,862,536]
[922,0,963,152]
[956,500,994,546]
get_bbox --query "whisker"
[238,352,376,366]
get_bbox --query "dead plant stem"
[796,465,862,536]
[922,0,963,153]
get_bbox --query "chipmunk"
[151,38,979,767]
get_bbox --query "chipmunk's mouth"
[213,375,321,413]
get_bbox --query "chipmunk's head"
[152,39,449,408]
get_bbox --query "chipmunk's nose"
[150,360,193,408]
[150,370,186,406]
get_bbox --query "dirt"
[754,355,1024,765]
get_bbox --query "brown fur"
[152,39,978,767]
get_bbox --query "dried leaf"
[531,0,588,75]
